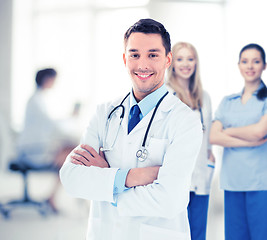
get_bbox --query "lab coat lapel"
[120,96,130,135]
[107,95,130,136]
[128,93,175,135]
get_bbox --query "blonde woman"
[167,42,215,240]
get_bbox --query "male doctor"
[60,18,203,240]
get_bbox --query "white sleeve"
[116,112,203,219]
[59,105,119,202]
[204,91,212,150]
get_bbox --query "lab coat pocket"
[146,138,170,166]
[206,159,215,185]
[140,224,188,240]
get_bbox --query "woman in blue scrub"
[167,42,215,240]
[210,43,267,240]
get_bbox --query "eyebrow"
[128,48,162,53]
[176,55,195,58]
[241,57,261,60]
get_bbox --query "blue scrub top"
[214,82,267,191]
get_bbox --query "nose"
[137,56,149,71]
[247,62,253,69]
[181,60,189,67]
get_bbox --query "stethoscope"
[198,102,205,132]
[100,91,169,162]
[173,92,205,131]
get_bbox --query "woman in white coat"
[166,42,215,240]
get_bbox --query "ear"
[123,53,127,66]
[263,63,266,70]
[166,52,172,69]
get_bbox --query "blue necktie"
[128,105,141,134]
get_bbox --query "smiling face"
[173,47,196,81]
[238,48,266,84]
[123,32,172,101]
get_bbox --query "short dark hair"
[239,43,267,100]
[124,18,171,55]
[35,68,57,88]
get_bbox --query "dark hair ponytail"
[257,81,267,100]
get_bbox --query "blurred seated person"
[16,68,78,212]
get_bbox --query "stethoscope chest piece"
[136,148,148,162]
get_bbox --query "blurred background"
[0,0,267,239]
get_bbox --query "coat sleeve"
[204,91,213,150]
[116,111,203,219]
[59,104,119,203]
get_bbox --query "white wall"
[0,0,12,122]
[11,0,95,130]
[224,0,267,94]
[0,0,13,170]
[149,1,226,109]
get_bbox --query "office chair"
[1,160,57,219]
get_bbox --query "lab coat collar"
[108,90,177,135]
[126,93,176,135]
[129,84,168,118]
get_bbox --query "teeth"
[138,74,150,78]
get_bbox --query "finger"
[99,148,105,159]
[72,154,89,165]
[71,159,85,166]
[73,149,92,162]
[81,144,98,157]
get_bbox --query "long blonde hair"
[166,42,203,109]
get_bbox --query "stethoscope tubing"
[140,91,168,148]
[104,91,169,159]
[108,92,130,120]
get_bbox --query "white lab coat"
[190,91,214,195]
[60,93,203,240]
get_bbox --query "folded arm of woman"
[223,115,267,141]
[210,120,267,147]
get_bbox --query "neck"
[244,80,261,95]
[133,82,164,102]
[175,76,190,92]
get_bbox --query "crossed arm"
[210,115,267,147]
[71,144,159,188]
[223,114,267,142]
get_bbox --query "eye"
[188,58,194,61]
[149,53,158,58]
[177,58,182,61]
[130,54,139,59]
[241,60,247,64]
[254,60,261,64]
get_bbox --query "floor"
[0,171,89,240]
[0,168,224,240]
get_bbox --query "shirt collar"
[129,84,168,118]
[232,81,265,99]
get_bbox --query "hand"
[247,138,267,147]
[125,166,160,188]
[208,150,215,163]
[71,144,109,168]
